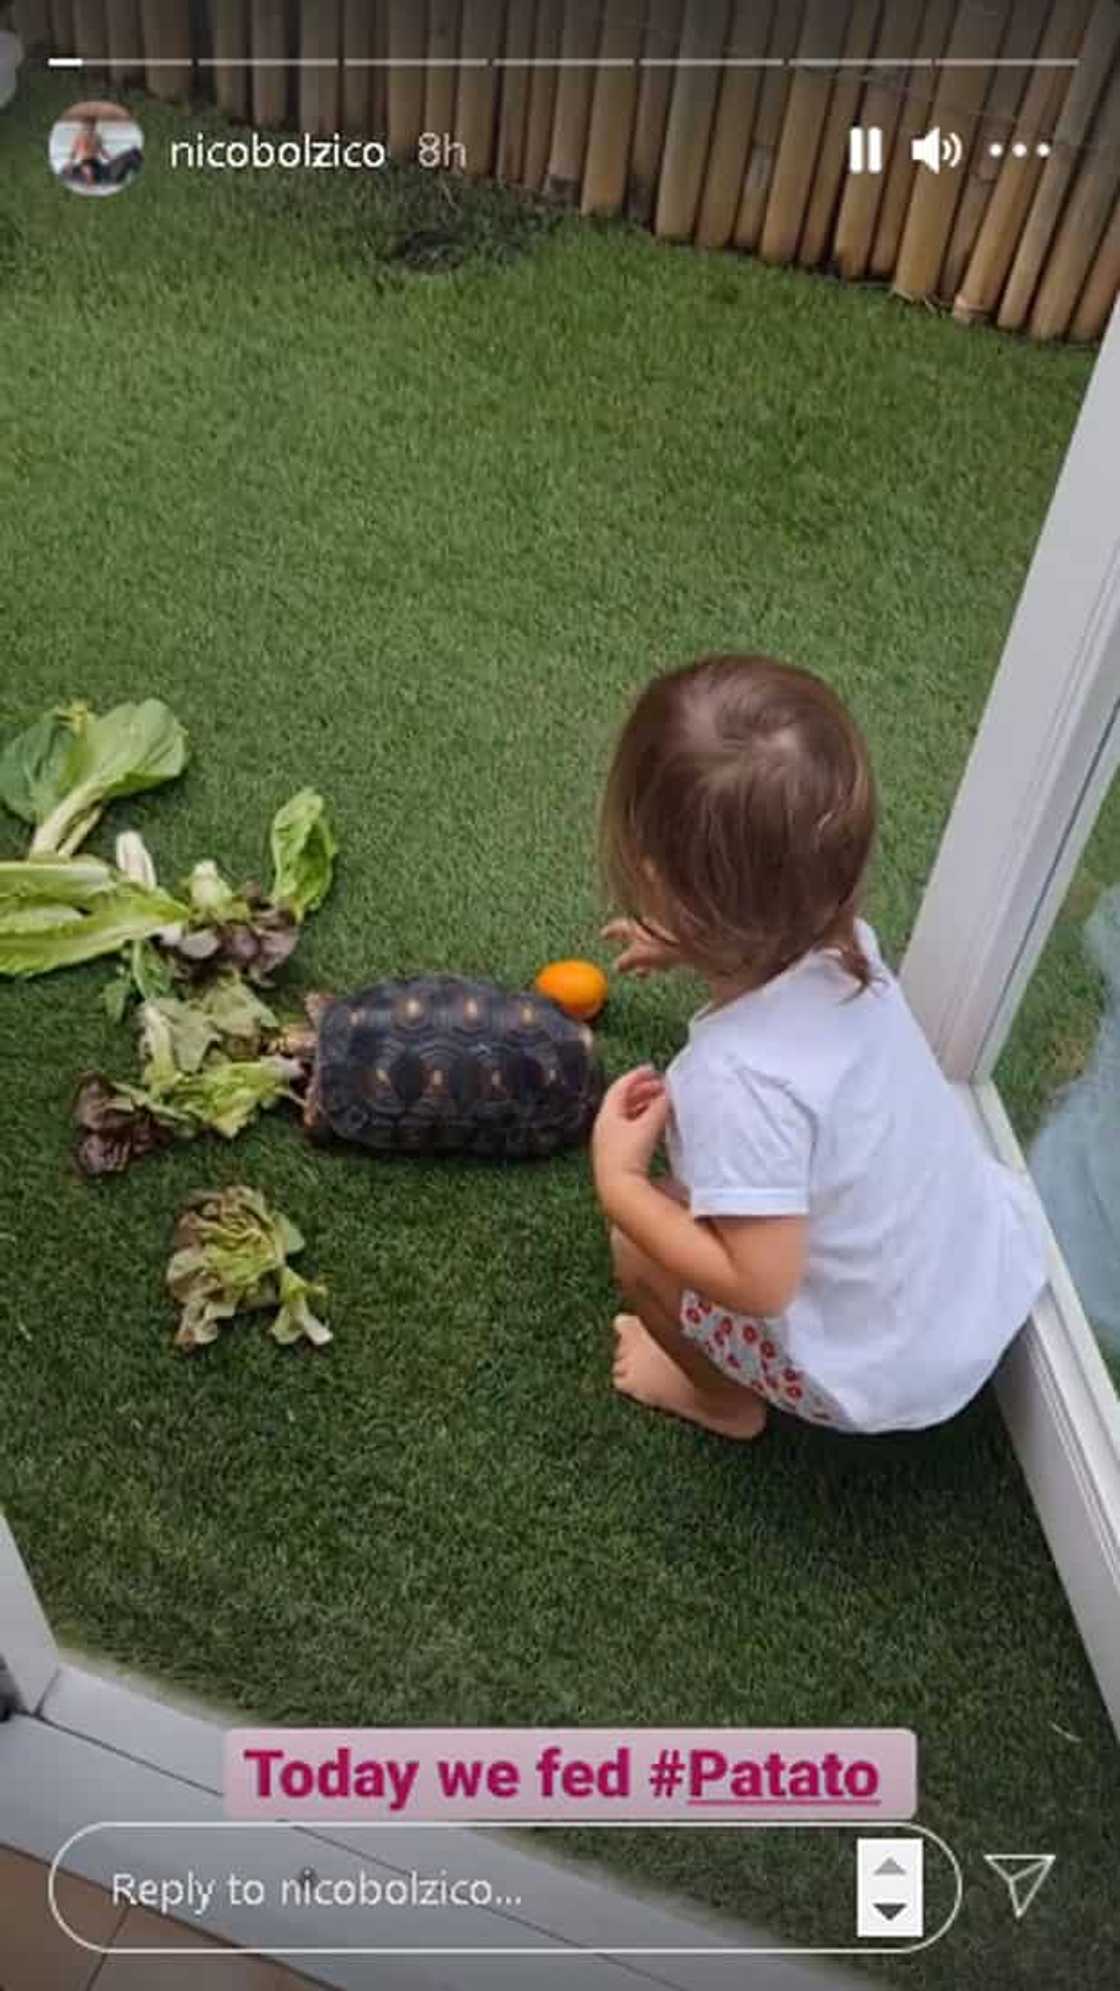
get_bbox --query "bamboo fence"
[14,0,1120,340]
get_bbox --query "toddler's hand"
[592,1066,670,1186]
[601,917,681,978]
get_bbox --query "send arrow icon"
[983,1854,1055,1920]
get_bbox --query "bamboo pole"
[733,0,802,252]
[72,0,107,69]
[13,2,51,50]
[798,0,881,269]
[952,0,1091,323]
[496,0,534,183]
[761,0,851,266]
[387,0,426,161]
[654,0,730,241]
[1030,59,1120,340]
[251,0,286,128]
[998,0,1120,332]
[139,0,190,100]
[424,0,460,142]
[522,0,563,190]
[544,0,602,204]
[893,0,1011,302]
[694,0,774,250]
[581,0,642,217]
[105,0,141,86]
[833,0,923,279]
[626,0,683,225]
[48,0,75,52]
[209,0,247,118]
[369,0,388,136]
[455,0,500,178]
[341,0,373,133]
[869,0,955,280]
[300,0,340,136]
[940,0,1049,301]
[1069,196,1120,341]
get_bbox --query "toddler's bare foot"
[612,1314,768,1441]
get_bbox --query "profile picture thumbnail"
[49,99,143,196]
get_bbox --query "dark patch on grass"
[239,153,561,279]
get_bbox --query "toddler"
[592,653,1048,1439]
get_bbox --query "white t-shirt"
[664,921,1049,1433]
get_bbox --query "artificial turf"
[3,73,1120,1989]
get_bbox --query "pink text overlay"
[225,1728,916,1823]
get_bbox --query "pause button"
[856,1838,924,1938]
[848,126,884,174]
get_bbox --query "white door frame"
[901,297,1120,1736]
[0,1510,57,1717]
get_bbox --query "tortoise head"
[304,989,333,1029]
[271,991,335,1062]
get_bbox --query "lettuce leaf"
[185,859,244,923]
[139,997,221,1078]
[0,703,91,826]
[269,789,338,921]
[73,1074,176,1175]
[165,1185,331,1352]
[0,860,190,978]
[271,1265,333,1347]
[103,938,175,1022]
[157,861,300,986]
[114,829,158,893]
[0,699,190,858]
[0,855,115,902]
[74,1052,301,1174]
[197,973,278,1054]
[158,1056,301,1137]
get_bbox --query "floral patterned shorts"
[679,1292,846,1427]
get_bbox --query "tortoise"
[278,975,605,1160]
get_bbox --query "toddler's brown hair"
[601,653,879,995]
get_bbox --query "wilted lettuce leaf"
[103,972,135,1026]
[159,1056,301,1137]
[271,1265,332,1347]
[160,862,300,986]
[1,699,189,858]
[139,997,221,1078]
[269,789,338,921]
[197,973,278,1054]
[73,1073,175,1175]
[186,859,244,923]
[166,1185,331,1352]
[109,969,278,1053]
[74,1008,301,1173]
[102,937,176,1021]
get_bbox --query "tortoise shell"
[314,975,605,1159]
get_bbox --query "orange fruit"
[534,958,609,1023]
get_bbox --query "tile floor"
[0,1845,326,1990]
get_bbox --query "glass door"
[901,299,1120,1732]
[999,767,1120,1406]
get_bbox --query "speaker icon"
[911,126,964,174]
